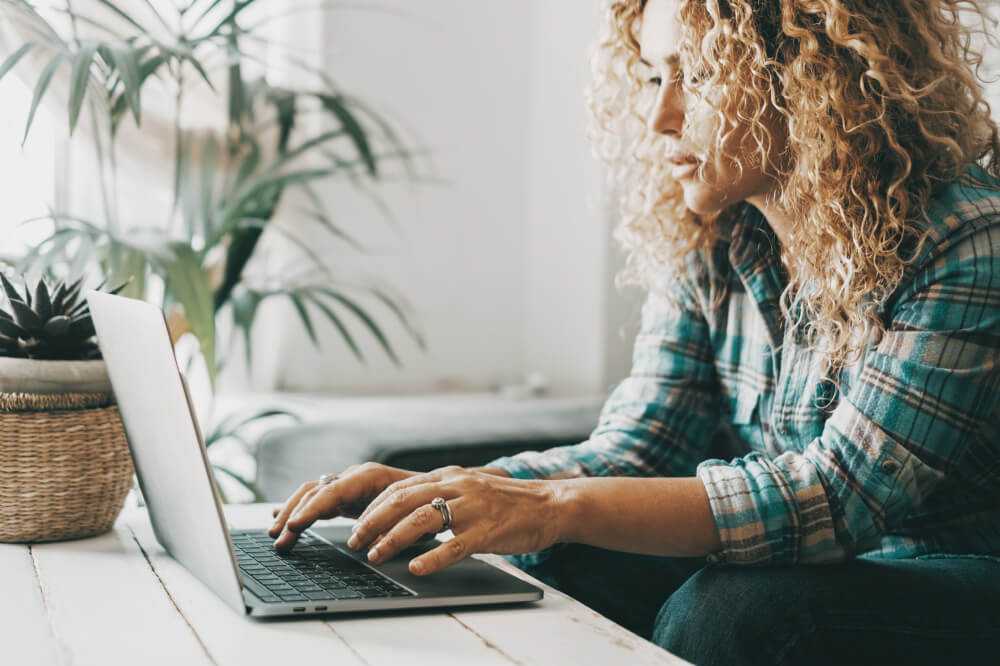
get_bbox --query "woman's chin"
[681,181,727,216]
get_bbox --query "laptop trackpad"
[308,525,537,598]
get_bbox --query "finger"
[273,485,326,552]
[279,469,379,549]
[268,482,318,538]
[356,473,433,526]
[355,465,465,527]
[364,502,451,566]
[349,482,447,551]
[408,530,480,576]
[272,483,333,551]
[272,508,279,518]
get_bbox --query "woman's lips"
[671,160,699,180]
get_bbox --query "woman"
[270,0,1000,663]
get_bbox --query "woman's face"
[638,0,786,216]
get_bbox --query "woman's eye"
[646,76,662,87]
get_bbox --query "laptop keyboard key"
[304,592,332,600]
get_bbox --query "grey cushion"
[254,396,604,501]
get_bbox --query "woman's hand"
[268,462,417,552]
[346,465,564,576]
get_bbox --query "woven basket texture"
[0,392,135,543]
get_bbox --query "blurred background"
[1,0,638,399]
[1,0,998,504]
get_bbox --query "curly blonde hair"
[589,0,1000,376]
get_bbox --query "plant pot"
[0,359,134,543]
[0,358,112,394]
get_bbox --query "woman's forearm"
[551,477,722,558]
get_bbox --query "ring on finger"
[318,473,339,486]
[431,497,453,532]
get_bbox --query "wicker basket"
[0,392,135,543]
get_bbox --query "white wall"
[239,0,639,397]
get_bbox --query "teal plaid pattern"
[488,164,1000,565]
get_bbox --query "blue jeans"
[506,545,1000,665]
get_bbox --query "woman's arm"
[342,466,722,575]
[553,476,722,557]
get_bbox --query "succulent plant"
[0,273,123,361]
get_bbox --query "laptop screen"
[87,291,247,614]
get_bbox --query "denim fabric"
[508,546,1000,665]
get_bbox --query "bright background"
[3,0,998,401]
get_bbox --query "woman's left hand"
[346,466,564,575]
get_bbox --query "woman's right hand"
[268,462,417,552]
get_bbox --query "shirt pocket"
[728,391,765,451]
[732,391,760,424]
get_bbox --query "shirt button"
[775,423,788,435]
[881,459,900,475]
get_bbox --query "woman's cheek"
[682,96,719,156]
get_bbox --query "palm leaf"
[68,44,97,133]
[313,287,400,366]
[0,42,37,84]
[235,218,331,278]
[289,292,318,345]
[296,206,364,251]
[316,94,376,176]
[211,464,265,503]
[228,286,261,367]
[206,407,300,446]
[161,243,216,383]
[93,0,149,34]
[302,291,364,363]
[371,287,427,350]
[108,44,142,125]
[23,53,66,146]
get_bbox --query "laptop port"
[314,606,328,612]
[293,607,306,612]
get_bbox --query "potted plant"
[0,0,427,383]
[0,0,430,500]
[0,271,134,543]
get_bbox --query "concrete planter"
[0,358,112,395]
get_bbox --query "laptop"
[87,290,543,619]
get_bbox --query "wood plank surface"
[455,556,691,666]
[29,522,213,666]
[126,515,367,666]
[2,502,690,666]
[0,545,63,666]
[221,504,690,666]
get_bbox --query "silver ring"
[318,473,338,486]
[430,497,453,531]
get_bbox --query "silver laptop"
[87,290,542,619]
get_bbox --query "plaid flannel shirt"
[487,164,1000,566]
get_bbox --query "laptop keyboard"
[230,530,414,603]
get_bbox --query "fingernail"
[347,535,359,549]
[367,547,379,562]
[410,560,424,574]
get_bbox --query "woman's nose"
[647,80,683,136]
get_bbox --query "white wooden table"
[1,503,691,666]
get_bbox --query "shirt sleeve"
[486,280,722,480]
[696,219,1000,565]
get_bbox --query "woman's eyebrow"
[639,54,680,67]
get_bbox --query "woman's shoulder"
[911,164,1000,264]
[884,164,1000,314]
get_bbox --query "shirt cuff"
[483,457,546,480]
[696,453,786,566]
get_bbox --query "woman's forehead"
[638,0,685,67]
